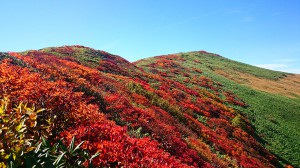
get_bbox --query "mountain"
[0,46,299,167]
[135,51,300,167]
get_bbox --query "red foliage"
[3,48,278,167]
[225,91,247,107]
[61,117,193,167]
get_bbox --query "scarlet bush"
[2,47,279,167]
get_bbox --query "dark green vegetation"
[135,51,300,167]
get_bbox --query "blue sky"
[0,0,299,73]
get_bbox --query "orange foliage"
[1,47,280,167]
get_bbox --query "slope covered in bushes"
[136,51,300,167]
[0,46,297,167]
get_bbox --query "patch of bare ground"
[215,70,300,98]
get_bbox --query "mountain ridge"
[136,50,300,98]
[1,45,299,167]
[135,50,300,167]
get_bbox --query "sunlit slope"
[135,51,300,167]
[0,46,283,167]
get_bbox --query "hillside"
[0,46,298,167]
[135,51,300,167]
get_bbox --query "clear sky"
[0,0,299,73]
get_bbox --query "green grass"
[182,51,287,80]
[203,70,300,167]
[39,46,104,67]
[182,53,300,167]
[136,52,300,167]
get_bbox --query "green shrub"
[0,96,99,167]
[231,114,247,131]
[24,137,99,168]
[0,96,48,167]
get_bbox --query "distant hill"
[0,46,299,167]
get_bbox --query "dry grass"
[215,70,300,98]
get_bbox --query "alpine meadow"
[0,45,299,167]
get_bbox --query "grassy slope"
[135,51,300,167]
[3,46,298,167]
[4,46,280,167]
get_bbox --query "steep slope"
[135,51,300,167]
[0,46,295,167]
